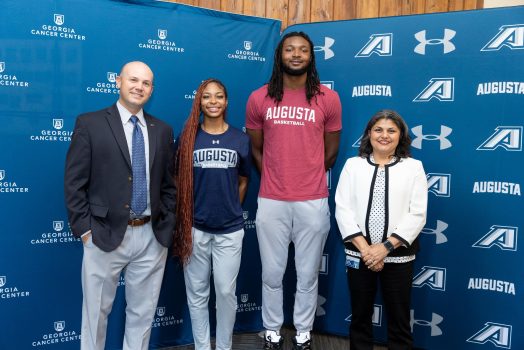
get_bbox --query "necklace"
[201,122,228,135]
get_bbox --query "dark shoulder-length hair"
[173,78,228,265]
[358,109,411,158]
[267,31,322,104]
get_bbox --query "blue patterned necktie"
[130,115,147,215]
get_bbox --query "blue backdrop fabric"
[0,0,279,349]
[0,1,523,349]
[284,6,523,350]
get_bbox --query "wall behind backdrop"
[0,0,522,350]
[166,0,485,29]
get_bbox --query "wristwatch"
[383,240,395,254]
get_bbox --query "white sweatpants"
[256,197,330,333]
[184,227,244,350]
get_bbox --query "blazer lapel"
[106,105,132,169]
[145,113,157,170]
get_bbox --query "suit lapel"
[106,105,132,169]
[145,113,157,171]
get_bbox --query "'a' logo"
[321,81,334,90]
[0,276,6,287]
[473,225,518,251]
[352,135,362,148]
[413,78,454,102]
[477,126,522,151]
[411,125,452,150]
[0,170,5,181]
[54,14,64,26]
[54,321,65,332]
[347,304,382,326]
[414,29,456,55]
[467,322,512,349]
[0,62,5,73]
[412,266,446,291]
[355,33,392,57]
[244,41,252,50]
[421,220,448,244]
[158,29,167,40]
[426,173,451,197]
[481,24,524,51]
[314,37,335,60]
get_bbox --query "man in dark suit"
[64,61,176,350]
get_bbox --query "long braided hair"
[267,31,322,104]
[172,78,228,265]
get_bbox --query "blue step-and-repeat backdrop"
[286,6,523,350]
[1,0,522,349]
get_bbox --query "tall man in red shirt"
[246,32,342,350]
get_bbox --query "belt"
[128,216,151,227]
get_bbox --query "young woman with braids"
[173,79,251,350]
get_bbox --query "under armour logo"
[421,220,448,244]
[410,310,443,336]
[212,140,219,144]
[414,29,456,55]
[411,125,452,150]
[314,37,335,60]
[316,294,327,316]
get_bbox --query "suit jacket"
[64,104,176,252]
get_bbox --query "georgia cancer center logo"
[30,13,86,41]
[0,61,31,88]
[30,118,72,142]
[138,29,185,53]
[86,71,120,95]
[227,40,267,62]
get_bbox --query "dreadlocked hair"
[267,31,322,105]
[172,78,228,265]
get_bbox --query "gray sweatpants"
[184,227,244,350]
[256,197,330,333]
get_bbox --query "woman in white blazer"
[335,110,428,350]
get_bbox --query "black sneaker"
[292,337,312,350]
[264,335,284,349]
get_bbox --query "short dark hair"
[359,109,412,158]
[267,31,322,104]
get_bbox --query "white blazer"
[335,156,428,251]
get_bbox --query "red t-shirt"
[246,84,342,201]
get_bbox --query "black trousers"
[347,260,414,350]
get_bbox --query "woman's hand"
[364,243,389,270]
